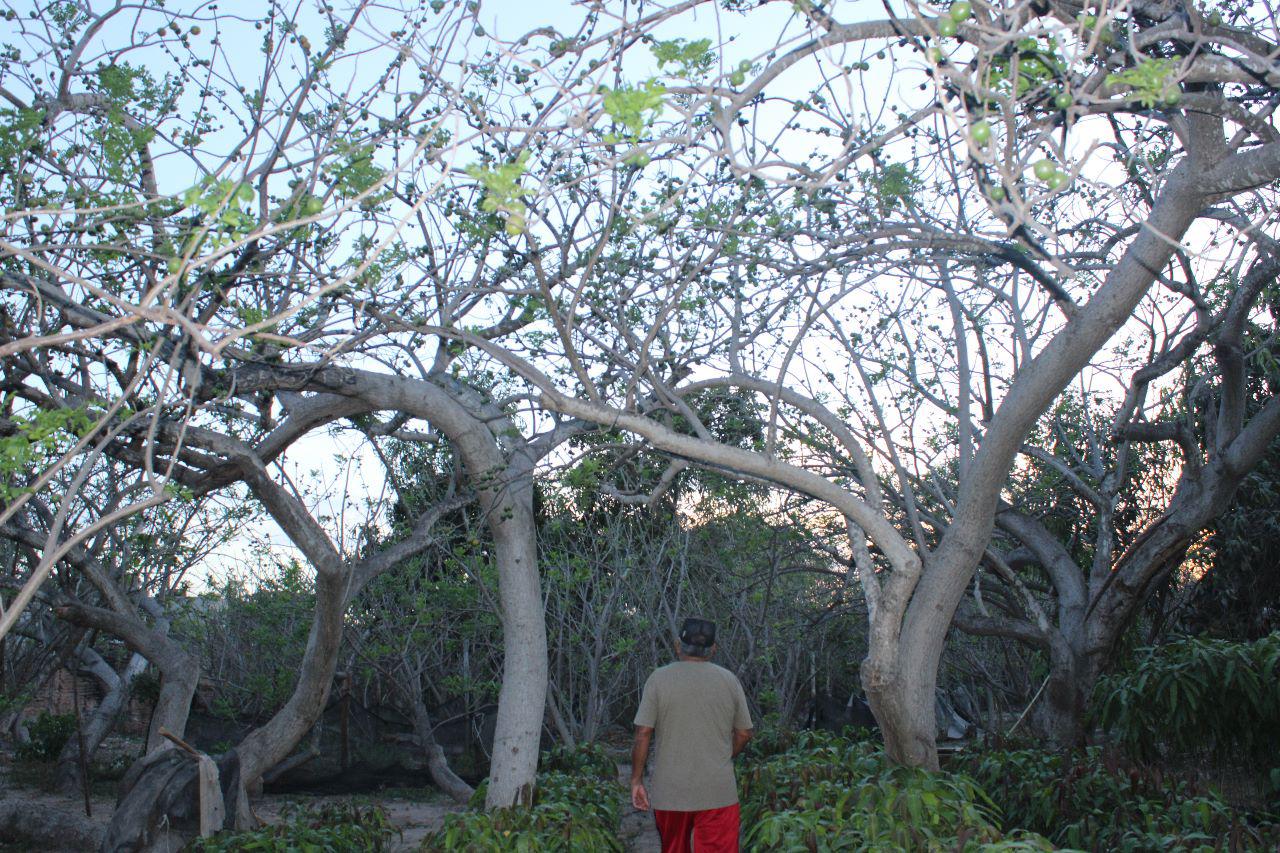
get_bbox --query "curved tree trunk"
[55,651,148,794]
[235,569,347,786]
[146,657,198,755]
[406,689,474,803]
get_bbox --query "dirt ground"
[1,755,664,851]
[0,766,463,852]
[617,761,662,853]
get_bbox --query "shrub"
[1092,632,1280,761]
[739,731,1053,851]
[422,770,623,851]
[188,801,398,852]
[540,741,617,780]
[16,711,77,762]
[954,746,1280,851]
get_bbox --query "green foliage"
[182,177,257,232]
[422,770,623,852]
[987,36,1065,96]
[651,38,714,78]
[863,162,920,214]
[1107,58,1181,108]
[1092,633,1280,761]
[739,731,1051,851]
[466,153,530,235]
[0,404,96,499]
[955,746,1280,851]
[539,742,617,780]
[188,801,398,852]
[186,560,316,721]
[601,80,667,147]
[16,711,77,763]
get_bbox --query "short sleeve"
[732,677,752,730]
[634,673,659,728]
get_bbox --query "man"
[630,617,754,853]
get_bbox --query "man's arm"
[630,725,654,811]
[732,727,753,758]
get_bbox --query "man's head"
[677,617,717,659]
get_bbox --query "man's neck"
[677,654,711,662]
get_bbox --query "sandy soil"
[617,761,662,853]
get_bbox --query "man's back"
[634,660,752,811]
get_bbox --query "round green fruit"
[1033,159,1056,181]
[1163,89,1182,106]
[1054,92,1074,109]
[949,1,972,22]
[729,71,746,86]
[988,186,1006,201]
[1207,10,1222,25]
[937,17,958,37]
[1046,170,1070,190]
[927,46,945,63]
[969,119,992,146]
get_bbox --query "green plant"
[188,801,398,852]
[422,770,623,852]
[954,746,1280,851]
[540,741,617,780]
[16,711,77,763]
[739,731,1053,851]
[1092,632,1280,761]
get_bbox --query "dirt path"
[618,761,661,852]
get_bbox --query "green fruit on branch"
[969,119,992,146]
[1046,170,1070,190]
[1054,92,1074,109]
[1032,159,1056,181]
[949,1,972,22]
[937,17,958,37]
[988,185,1006,201]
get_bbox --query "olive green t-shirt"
[633,660,753,811]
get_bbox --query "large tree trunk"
[56,651,148,794]
[482,469,547,808]
[1030,641,1093,748]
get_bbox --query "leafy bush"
[16,711,77,762]
[955,746,1280,851]
[739,731,1053,851]
[188,801,398,852]
[423,770,623,852]
[540,741,617,780]
[1093,632,1280,760]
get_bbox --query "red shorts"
[653,803,740,853]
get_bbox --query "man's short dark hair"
[679,617,716,657]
